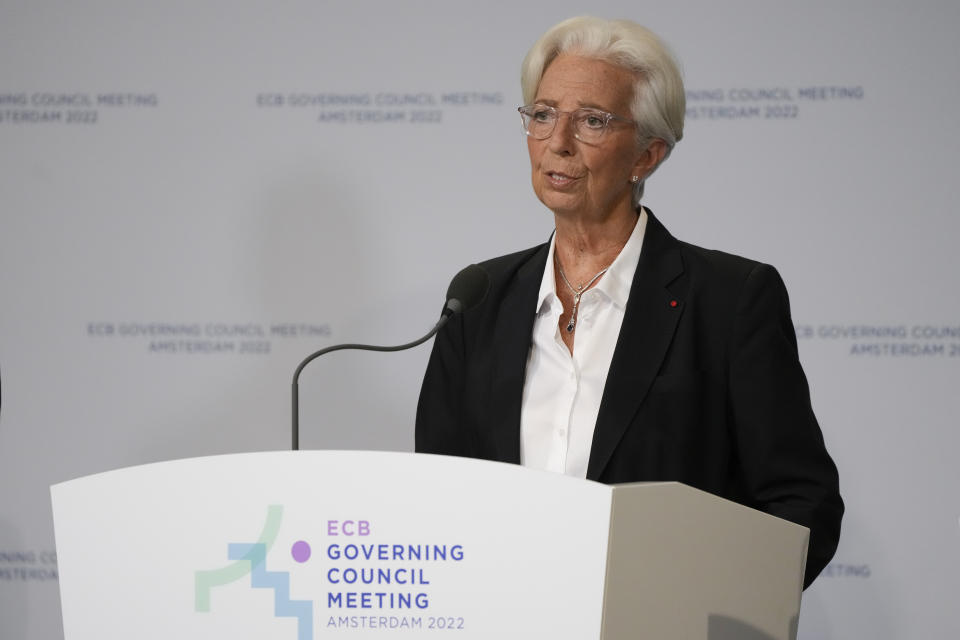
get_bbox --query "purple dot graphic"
[291,540,311,563]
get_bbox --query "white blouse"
[520,209,647,478]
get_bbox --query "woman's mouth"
[547,171,580,186]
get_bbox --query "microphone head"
[444,263,490,316]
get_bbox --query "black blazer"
[416,210,843,588]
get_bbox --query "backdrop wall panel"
[1,1,958,638]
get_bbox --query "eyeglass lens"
[520,106,610,142]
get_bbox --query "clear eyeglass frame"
[517,104,635,144]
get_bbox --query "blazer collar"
[486,210,686,476]
[488,242,549,464]
[586,209,686,480]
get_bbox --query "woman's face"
[528,54,657,221]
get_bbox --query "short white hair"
[521,16,685,201]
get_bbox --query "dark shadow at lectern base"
[708,614,800,640]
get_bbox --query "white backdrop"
[2,1,959,638]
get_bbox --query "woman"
[416,16,842,588]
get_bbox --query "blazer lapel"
[587,211,686,480]
[487,244,548,464]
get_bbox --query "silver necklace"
[555,254,609,333]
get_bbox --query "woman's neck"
[553,207,639,280]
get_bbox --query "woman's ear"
[632,139,668,180]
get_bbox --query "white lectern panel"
[51,451,611,639]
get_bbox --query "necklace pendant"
[566,319,575,333]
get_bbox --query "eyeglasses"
[518,104,635,144]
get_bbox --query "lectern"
[51,451,807,639]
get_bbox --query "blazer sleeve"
[415,309,469,456]
[728,263,844,588]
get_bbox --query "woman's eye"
[533,110,552,122]
[583,114,605,128]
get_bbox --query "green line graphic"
[194,505,283,611]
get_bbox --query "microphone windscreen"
[445,264,490,315]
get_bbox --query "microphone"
[442,263,489,317]
[291,263,489,450]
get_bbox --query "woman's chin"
[538,192,585,217]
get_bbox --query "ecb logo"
[194,505,315,640]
